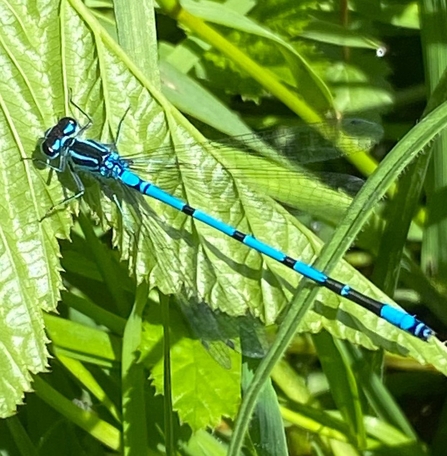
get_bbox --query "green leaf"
[159,53,258,137]
[180,428,228,456]
[314,333,366,448]
[45,314,121,367]
[0,0,68,418]
[243,361,288,456]
[114,0,160,85]
[33,376,121,451]
[141,302,241,430]
[300,18,385,50]
[180,0,333,111]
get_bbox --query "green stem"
[158,0,380,177]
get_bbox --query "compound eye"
[62,118,78,135]
[42,137,63,158]
[40,140,58,159]
[54,138,62,150]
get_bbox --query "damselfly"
[38,106,433,342]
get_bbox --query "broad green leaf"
[0,0,68,418]
[141,302,241,430]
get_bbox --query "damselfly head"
[54,117,78,137]
[41,118,79,159]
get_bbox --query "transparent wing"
[177,298,270,368]
[127,117,383,164]
[120,118,378,223]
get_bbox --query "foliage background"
[0,0,447,455]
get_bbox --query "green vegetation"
[0,0,446,454]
